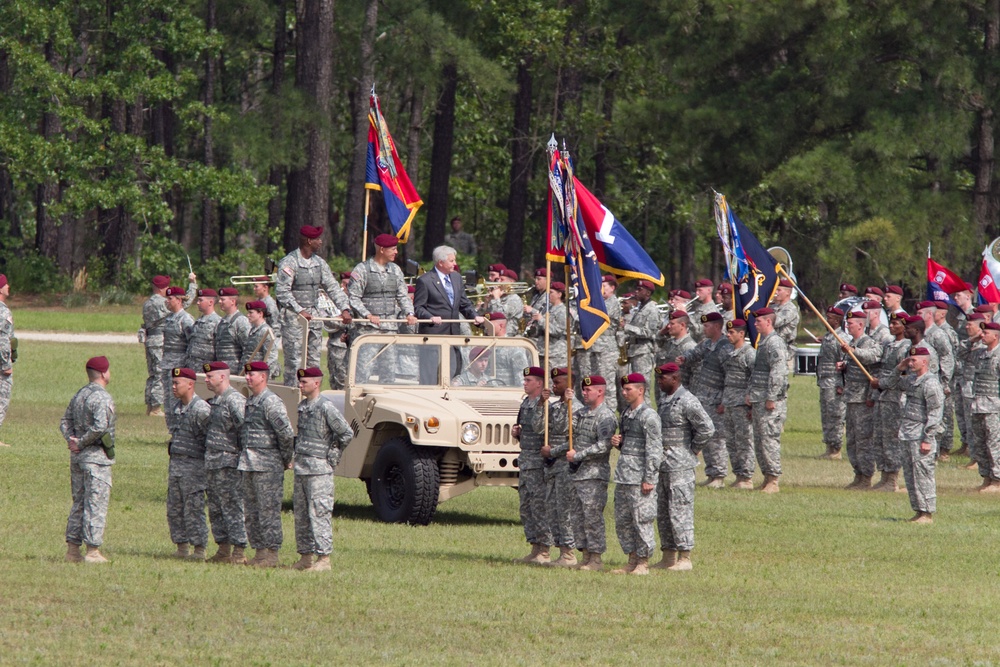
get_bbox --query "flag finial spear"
[547,134,557,152]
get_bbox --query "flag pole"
[564,263,574,453]
[362,189,371,262]
[543,257,552,448]
[777,265,874,382]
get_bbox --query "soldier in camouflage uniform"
[677,312,731,487]
[161,286,195,429]
[291,367,353,572]
[566,375,616,571]
[275,225,353,387]
[623,280,660,400]
[884,285,905,315]
[62,356,115,564]
[166,367,212,560]
[202,361,248,565]
[534,367,581,567]
[687,279,721,343]
[958,312,986,471]
[917,301,956,458]
[863,299,891,346]
[950,285,976,457]
[815,306,846,459]
[611,374,662,575]
[242,301,280,379]
[485,269,524,337]
[868,312,911,492]
[238,361,295,568]
[533,282,568,368]
[326,272,353,390]
[451,346,493,386]
[903,315,940,375]
[657,311,697,403]
[396,285,420,382]
[970,322,1000,492]
[0,274,14,446]
[522,268,549,355]
[251,277,282,342]
[721,319,756,488]
[896,347,945,523]
[770,279,800,373]
[512,366,553,564]
[838,311,882,490]
[477,314,531,386]
[717,283,735,325]
[214,287,251,377]
[747,308,788,493]
[142,274,196,416]
[933,300,961,458]
[652,363,714,572]
[184,288,220,371]
[598,275,624,413]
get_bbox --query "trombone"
[656,297,697,315]
[465,279,533,298]
[229,258,278,285]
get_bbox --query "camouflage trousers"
[971,412,1000,481]
[167,467,209,547]
[751,400,786,477]
[517,468,552,546]
[327,342,348,390]
[293,473,335,556]
[874,400,904,473]
[206,467,246,547]
[282,312,325,387]
[656,467,695,552]
[571,478,608,554]
[954,380,969,448]
[613,484,657,558]
[145,344,164,408]
[66,460,112,547]
[628,352,654,404]
[845,402,876,478]
[818,386,845,450]
[902,439,937,514]
[939,388,955,454]
[699,400,728,479]
[242,471,285,550]
[0,372,11,429]
[544,462,581,549]
[963,397,980,466]
[723,404,755,479]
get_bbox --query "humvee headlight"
[425,417,441,433]
[461,422,481,444]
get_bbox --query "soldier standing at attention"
[326,272,353,390]
[202,361,248,565]
[896,347,945,523]
[239,361,294,568]
[652,363,714,572]
[933,300,961,459]
[838,311,882,489]
[291,368,353,572]
[610,374,661,575]
[535,367,581,567]
[241,301,279,378]
[868,312,912,492]
[161,286,194,428]
[566,375,616,571]
[816,306,846,459]
[747,308,788,493]
[512,366,553,564]
[657,311,696,399]
[0,274,14,446]
[717,283,735,324]
[486,269,525,337]
[623,280,660,400]
[917,301,955,460]
[166,367,212,560]
[275,225,353,387]
[142,274,196,417]
[62,356,115,564]
[687,279,720,343]
[958,312,987,472]
[214,287,250,376]
[884,285,905,314]
[184,288,220,371]
[598,275,623,412]
[251,276,282,343]
[863,299,892,345]
[970,322,1000,492]
[721,319,756,489]
[771,278,800,372]
[950,285,976,457]
[533,282,568,368]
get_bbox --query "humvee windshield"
[351,339,531,388]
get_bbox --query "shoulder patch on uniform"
[282,265,295,277]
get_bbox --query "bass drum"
[834,296,889,332]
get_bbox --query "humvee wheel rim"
[385,464,406,508]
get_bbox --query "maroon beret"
[203,361,230,373]
[910,346,931,356]
[886,285,904,296]
[669,289,691,299]
[968,312,987,322]
[197,288,218,298]
[152,275,171,289]
[861,300,882,311]
[86,356,109,373]
[0,274,8,289]
[727,319,747,330]
[550,281,566,292]
[252,275,272,284]
[975,304,995,313]
[903,315,923,325]
[695,279,713,288]
[297,367,323,379]
[299,225,323,239]
[551,367,569,378]
[620,373,646,386]
[636,280,655,291]
[701,312,723,323]
[960,281,975,293]
[753,307,775,316]
[845,311,866,320]
[840,283,858,294]
[469,346,490,362]
[488,263,507,273]
[602,274,618,286]
[535,268,547,278]
[865,286,884,297]
[655,363,680,375]
[500,269,518,281]
[621,292,637,300]
[778,279,794,288]
[581,375,605,386]
[669,310,689,321]
[889,310,909,321]
[486,311,507,321]
[934,300,949,310]
[244,361,269,373]
[172,367,196,381]
[374,233,398,248]
[523,366,544,378]
[985,322,1000,332]
[219,287,239,297]
[165,286,186,297]
[340,271,353,281]
[827,306,845,316]
[718,283,733,295]
[916,300,937,311]
[407,285,415,294]
[245,300,267,312]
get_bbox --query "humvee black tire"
[371,437,440,525]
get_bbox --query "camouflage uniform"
[958,337,983,466]
[656,333,696,404]
[61,381,115,548]
[843,334,881,479]
[681,335,733,480]
[493,347,531,387]
[923,323,956,453]
[971,344,1000,481]
[0,300,13,430]
[348,258,413,383]
[868,323,892,346]
[532,397,580,550]
[721,343,756,479]
[242,322,280,380]
[748,331,788,477]
[238,389,295,550]
[772,300,801,370]
[160,310,194,428]
[613,402,662,558]
[142,283,195,409]
[898,371,945,514]
[205,386,247,548]
[325,321,350,390]
[568,402,616,555]
[486,293,524,337]
[624,300,660,399]
[874,338,911,474]
[816,330,846,453]
[595,294,623,413]
[214,311,251,376]
[522,289,548,357]
[657,386,714,552]
[953,310,971,450]
[294,395,353,556]
[167,395,212,548]
[261,294,281,341]
[396,319,420,382]
[275,248,351,386]
[515,394,552,547]
[541,303,568,368]
[687,300,720,343]
[184,312,220,371]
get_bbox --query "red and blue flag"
[366,90,422,243]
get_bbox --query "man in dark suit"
[414,245,485,382]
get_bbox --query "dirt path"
[18,331,139,344]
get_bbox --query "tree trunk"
[35,40,61,261]
[975,0,999,239]
[284,0,335,253]
[405,84,424,180]
[267,0,288,259]
[0,49,20,245]
[423,61,458,260]
[679,214,695,288]
[502,58,533,274]
[340,0,378,258]
[594,29,625,199]
[201,0,217,263]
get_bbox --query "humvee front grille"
[459,400,520,416]
[483,423,513,446]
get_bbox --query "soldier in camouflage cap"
[656,310,696,405]
[916,301,955,460]
[896,347,945,523]
[166,367,212,560]
[512,366,553,564]
[770,279,800,372]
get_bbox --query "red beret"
[975,304,995,313]
[903,315,923,325]
[865,286,884,297]
[219,287,239,297]
[374,233,398,248]
[827,306,845,316]
[469,346,491,361]
[701,312,723,323]
[934,300,949,310]
[340,271,352,281]
[602,274,618,286]
[245,300,267,312]
[636,280,655,291]
[845,311,866,320]
[621,292,637,300]
[197,288,218,298]
[203,361,230,373]
[0,274,8,289]
[299,225,323,239]
[407,285,415,294]
[550,282,566,292]
[86,356,109,373]
[581,375,605,386]
[172,367,196,381]
[778,279,794,288]
[620,372,646,386]
[297,367,323,379]
[523,366,544,378]
[655,363,681,375]
[486,311,507,321]
[910,346,931,356]
[889,311,909,321]
[753,307,775,316]
[727,319,747,330]
[695,279,713,288]
[488,263,507,273]
[551,367,569,378]
[669,310,689,321]
[861,300,882,311]
[718,283,733,294]
[840,283,858,294]
[669,289,691,299]
[252,276,272,284]
[916,300,937,311]
[985,322,1000,332]
[535,268,547,277]
[152,275,171,289]
[886,285,904,296]
[968,312,987,322]
[501,269,518,281]
[244,361,269,373]
[165,286,186,297]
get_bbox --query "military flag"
[365,88,422,243]
[927,252,968,307]
[980,241,1000,304]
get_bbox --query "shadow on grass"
[328,501,515,527]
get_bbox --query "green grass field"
[2,341,999,665]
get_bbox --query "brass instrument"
[465,278,533,298]
[617,343,629,367]
[229,258,278,285]
[656,297,698,315]
[767,246,797,300]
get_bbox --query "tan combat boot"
[578,553,603,571]
[310,555,331,572]
[844,474,861,489]
[856,475,872,490]
[148,406,165,417]
[173,543,190,559]
[252,548,279,568]
[612,553,638,574]
[84,545,108,564]
[651,549,677,570]
[65,542,84,563]
[668,551,693,571]
[207,543,232,563]
[187,545,206,561]
[229,546,247,565]
[954,444,969,457]
[820,446,842,460]
[911,512,934,524]
[548,547,578,567]
[291,553,315,571]
[705,477,726,489]
[527,545,551,565]
[630,557,649,575]
[875,471,898,493]
[515,544,541,563]
[870,471,888,491]
[574,550,591,569]
[938,451,951,462]
[731,477,754,490]
[760,475,780,494]
[980,479,1000,493]
[247,548,265,566]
